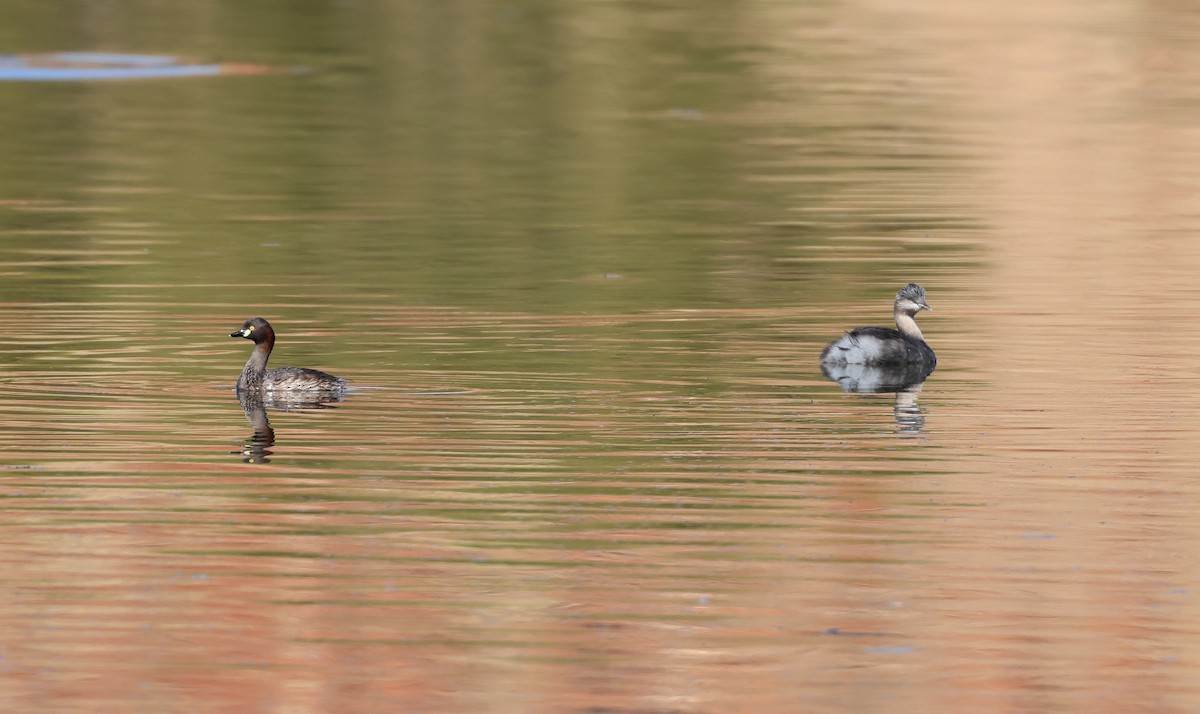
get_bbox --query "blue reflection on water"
[0,53,223,81]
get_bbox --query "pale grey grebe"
[819,284,936,368]
[229,317,346,393]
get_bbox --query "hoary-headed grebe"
[819,284,936,368]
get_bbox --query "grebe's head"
[895,284,932,315]
[230,317,275,344]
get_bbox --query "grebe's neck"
[894,308,925,341]
[238,338,273,390]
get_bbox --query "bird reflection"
[821,361,933,434]
[233,390,344,463]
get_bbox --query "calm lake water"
[1,1,1200,712]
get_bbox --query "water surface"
[0,1,1199,713]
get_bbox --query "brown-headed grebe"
[820,283,936,368]
[229,317,346,393]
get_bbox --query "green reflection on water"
[0,1,978,317]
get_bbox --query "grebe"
[819,284,936,368]
[229,317,346,393]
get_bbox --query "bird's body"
[820,284,936,369]
[230,317,346,393]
